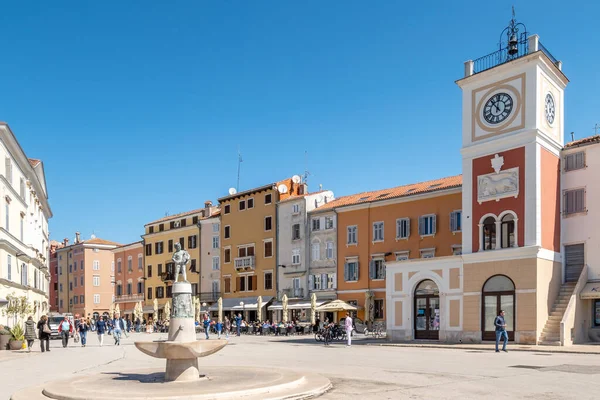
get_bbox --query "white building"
[198,201,221,308]
[561,135,600,343]
[270,188,334,321]
[0,122,52,326]
[307,208,338,308]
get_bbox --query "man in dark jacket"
[235,313,242,337]
[495,310,508,352]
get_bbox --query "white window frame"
[325,241,334,259]
[93,260,100,271]
[311,242,320,261]
[563,187,586,215]
[418,214,437,237]
[396,218,410,240]
[395,251,409,261]
[373,221,384,242]
[212,256,220,271]
[264,216,273,231]
[292,204,300,214]
[292,248,301,265]
[292,224,301,240]
[92,275,100,287]
[347,225,358,245]
[372,258,385,280]
[93,294,100,304]
[325,216,334,230]
[564,151,585,172]
[212,235,220,249]
[450,210,462,233]
[138,254,143,270]
[212,223,220,233]
[346,260,359,282]
[312,218,321,231]
[263,239,273,258]
[452,245,462,255]
[327,273,336,289]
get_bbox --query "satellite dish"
[292,175,301,184]
[277,184,288,194]
[90,234,96,239]
[228,188,237,195]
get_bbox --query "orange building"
[316,176,462,324]
[112,241,144,320]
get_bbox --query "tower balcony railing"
[115,294,144,302]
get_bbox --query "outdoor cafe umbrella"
[310,293,317,325]
[218,297,223,323]
[282,294,289,324]
[164,300,171,322]
[315,300,358,313]
[256,296,263,322]
[153,298,158,320]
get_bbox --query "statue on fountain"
[172,242,190,283]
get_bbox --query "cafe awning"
[208,296,273,312]
[268,300,326,311]
[0,297,7,305]
[580,282,600,299]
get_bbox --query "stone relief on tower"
[477,154,519,203]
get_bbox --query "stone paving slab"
[373,341,600,354]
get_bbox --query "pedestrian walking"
[37,315,51,352]
[78,318,89,347]
[112,313,125,345]
[96,316,107,347]
[344,312,353,347]
[216,320,223,339]
[58,315,73,348]
[495,310,508,353]
[224,317,231,340]
[203,314,211,340]
[24,316,37,352]
[235,313,242,337]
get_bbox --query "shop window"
[594,300,600,327]
[374,299,384,319]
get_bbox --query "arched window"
[482,217,496,250]
[415,279,439,296]
[500,214,515,248]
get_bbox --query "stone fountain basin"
[135,340,227,360]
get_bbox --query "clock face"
[545,93,555,124]
[483,93,513,124]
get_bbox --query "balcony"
[115,294,144,302]
[196,292,221,303]
[234,256,255,271]
[279,288,304,299]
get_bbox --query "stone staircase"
[538,281,577,345]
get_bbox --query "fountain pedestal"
[135,281,226,382]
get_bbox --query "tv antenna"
[236,147,243,191]
[594,123,600,136]
[303,150,311,184]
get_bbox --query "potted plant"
[0,325,11,350]
[9,325,24,350]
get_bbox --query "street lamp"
[202,302,207,317]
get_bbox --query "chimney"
[63,238,69,246]
[75,232,81,244]
[204,201,213,217]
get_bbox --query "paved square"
[2,333,599,399]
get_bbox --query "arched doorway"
[414,279,440,340]
[482,275,515,341]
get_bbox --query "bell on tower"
[500,7,527,60]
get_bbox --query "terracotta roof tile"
[84,238,121,246]
[279,190,328,203]
[28,158,41,167]
[315,175,462,211]
[146,207,220,226]
[564,135,600,149]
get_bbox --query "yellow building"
[216,177,301,320]
[142,202,218,319]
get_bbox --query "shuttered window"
[450,210,462,232]
[563,189,586,215]
[418,215,437,236]
[565,244,585,282]
[344,262,359,282]
[564,151,585,172]
[396,218,410,239]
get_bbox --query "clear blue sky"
[1,1,598,245]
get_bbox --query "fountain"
[11,244,331,400]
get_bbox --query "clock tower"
[456,12,568,344]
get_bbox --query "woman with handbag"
[37,315,51,352]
